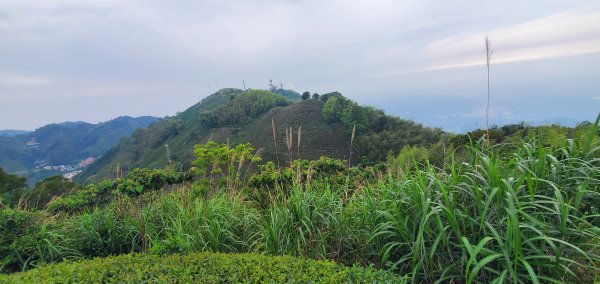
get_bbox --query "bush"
[47,167,186,212]
[22,176,80,210]
[0,209,38,272]
[0,209,78,273]
[0,168,27,206]
[205,89,290,127]
[0,252,406,283]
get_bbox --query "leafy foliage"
[301,91,310,100]
[193,141,261,191]
[0,116,157,185]
[385,145,429,176]
[322,93,444,163]
[1,132,599,282]
[0,252,405,283]
[78,90,443,182]
[5,110,598,283]
[202,89,290,127]
[0,168,27,205]
[248,157,380,197]
[271,88,302,101]
[48,167,187,212]
[0,209,79,273]
[453,122,598,148]
[21,176,81,210]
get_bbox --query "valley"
[0,116,158,185]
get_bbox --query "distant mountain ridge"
[0,116,159,185]
[76,88,443,183]
[0,130,31,137]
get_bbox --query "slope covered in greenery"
[0,130,30,138]
[0,116,158,185]
[0,122,598,283]
[271,87,302,101]
[77,89,444,183]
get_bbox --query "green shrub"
[0,209,38,272]
[118,167,183,195]
[203,89,290,127]
[0,209,78,273]
[0,168,27,206]
[248,157,379,198]
[22,176,81,210]
[73,207,138,257]
[46,180,115,212]
[48,167,186,212]
[0,252,405,283]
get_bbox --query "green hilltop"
[76,88,443,183]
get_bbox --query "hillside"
[76,88,443,183]
[271,87,302,101]
[0,116,158,185]
[0,130,31,137]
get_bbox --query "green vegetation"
[454,122,599,147]
[200,89,290,127]
[76,89,248,183]
[3,88,598,282]
[0,116,158,185]
[0,130,30,138]
[20,176,81,210]
[0,168,27,205]
[0,252,404,283]
[0,117,598,282]
[47,167,188,212]
[271,88,302,101]
[78,89,444,182]
[322,94,444,163]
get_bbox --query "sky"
[1,0,599,132]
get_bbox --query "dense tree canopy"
[0,167,27,205]
[202,90,290,127]
[322,93,444,163]
[22,176,81,210]
[301,91,310,101]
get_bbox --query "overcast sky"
[1,0,599,132]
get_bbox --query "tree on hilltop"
[302,91,310,101]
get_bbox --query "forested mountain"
[0,116,158,185]
[0,130,31,137]
[76,88,444,183]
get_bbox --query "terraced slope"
[77,89,442,183]
[231,100,350,164]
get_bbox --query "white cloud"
[375,4,600,76]
[0,0,599,129]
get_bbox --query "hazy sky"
[1,0,599,132]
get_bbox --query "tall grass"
[363,137,599,283]
[1,134,598,282]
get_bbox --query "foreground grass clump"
[0,252,405,284]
